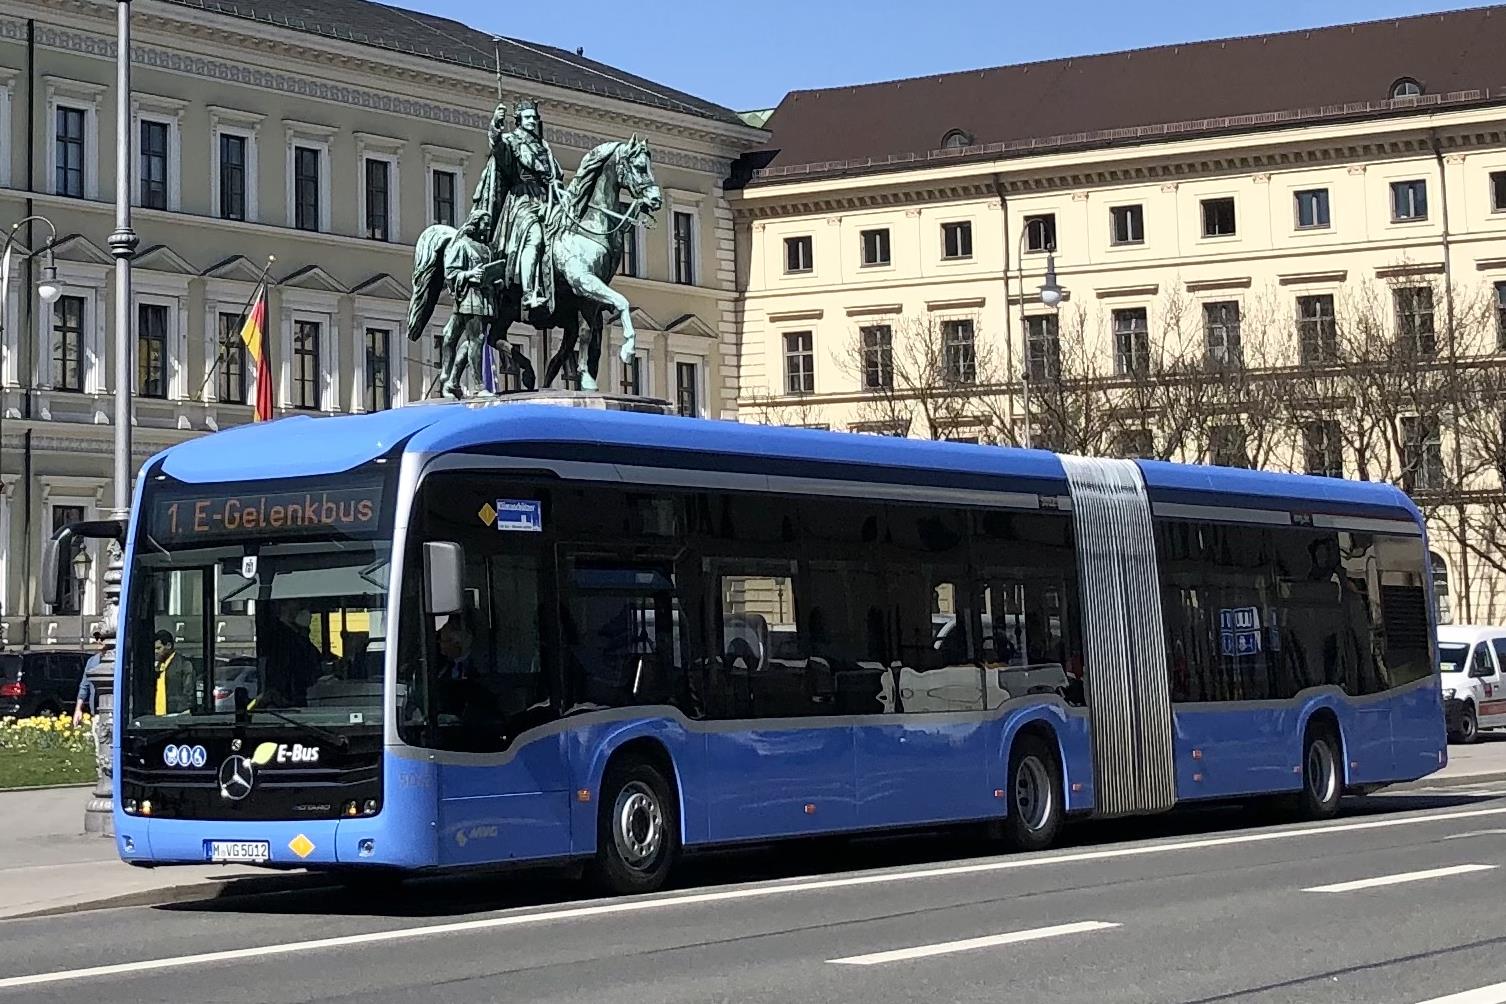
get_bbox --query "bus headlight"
[363,799,379,815]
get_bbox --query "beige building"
[731,6,1506,624]
[0,0,766,651]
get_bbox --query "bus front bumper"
[113,813,419,869]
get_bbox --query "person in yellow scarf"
[151,630,195,715]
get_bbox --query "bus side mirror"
[423,542,464,615]
[42,519,127,608]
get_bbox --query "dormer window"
[1390,77,1423,99]
[941,129,973,150]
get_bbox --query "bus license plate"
[206,840,270,863]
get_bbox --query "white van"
[1438,624,1506,743]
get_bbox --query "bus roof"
[151,401,1421,525]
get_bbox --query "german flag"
[239,288,273,422]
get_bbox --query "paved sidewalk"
[0,786,316,919]
[1408,731,1506,788]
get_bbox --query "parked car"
[1438,624,1506,743]
[0,650,90,719]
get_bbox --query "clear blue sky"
[414,0,1489,112]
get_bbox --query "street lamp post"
[85,0,139,836]
[1015,225,1064,451]
[0,215,64,492]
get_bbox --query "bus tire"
[1001,734,1063,852]
[1295,724,1342,821]
[589,757,679,896]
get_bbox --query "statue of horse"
[406,137,661,397]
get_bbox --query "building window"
[941,319,976,384]
[861,325,893,390]
[1391,77,1424,99]
[1204,301,1242,368]
[1401,415,1443,493]
[292,319,321,409]
[219,134,247,221]
[672,210,695,285]
[55,106,85,198]
[1201,198,1236,238]
[941,221,973,260]
[1113,308,1150,375]
[293,146,321,232]
[1395,286,1436,355]
[1391,180,1428,222]
[139,120,169,210]
[940,129,972,150]
[1112,429,1154,459]
[431,169,457,227]
[1026,315,1060,381]
[1110,204,1145,245]
[50,505,86,615]
[619,223,642,278]
[1304,420,1344,478]
[217,311,246,405]
[137,303,169,399]
[1297,294,1338,364]
[1496,282,1506,351]
[1025,214,1056,253]
[784,331,814,395]
[365,327,391,411]
[1210,425,1249,468]
[1431,549,1451,625]
[860,228,891,267]
[619,353,643,396]
[784,235,813,274]
[1295,189,1330,229]
[675,360,700,417]
[1491,171,1506,215]
[364,159,391,242]
[52,295,85,393]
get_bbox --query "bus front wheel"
[1294,726,1342,820]
[589,757,680,896]
[1001,734,1064,852]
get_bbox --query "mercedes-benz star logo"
[218,755,255,801]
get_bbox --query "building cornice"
[7,2,761,172]
[733,111,1506,219]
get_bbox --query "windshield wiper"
[251,707,349,748]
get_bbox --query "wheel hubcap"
[1308,740,1337,803]
[612,781,664,869]
[1015,755,1053,833]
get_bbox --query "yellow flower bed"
[0,713,96,755]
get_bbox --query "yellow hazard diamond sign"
[478,502,496,527]
[288,834,315,859]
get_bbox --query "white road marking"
[1413,981,1506,1004]
[5,802,1506,991]
[1442,829,1506,840]
[827,920,1117,965]
[1303,863,1495,893]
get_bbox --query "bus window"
[802,563,890,715]
[562,561,685,713]
[714,570,805,718]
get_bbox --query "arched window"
[1391,77,1424,99]
[941,129,973,150]
[1430,550,1451,624]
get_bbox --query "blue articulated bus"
[99,399,1445,893]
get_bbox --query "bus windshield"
[124,538,391,730]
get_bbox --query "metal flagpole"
[196,255,276,402]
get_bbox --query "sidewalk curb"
[1391,768,1506,791]
[0,782,95,793]
[3,872,341,921]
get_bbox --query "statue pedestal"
[460,389,675,416]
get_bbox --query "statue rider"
[472,99,565,317]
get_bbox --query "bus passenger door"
[703,564,857,841]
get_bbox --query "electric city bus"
[49,398,1447,894]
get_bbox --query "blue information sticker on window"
[495,499,543,532]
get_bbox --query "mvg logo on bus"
[1219,607,1263,657]
[494,499,543,533]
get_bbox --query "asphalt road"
[5,782,1506,1004]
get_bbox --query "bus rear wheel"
[1001,734,1063,852]
[589,758,679,896]
[1294,725,1342,821]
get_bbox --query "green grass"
[0,749,97,790]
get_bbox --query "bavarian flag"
[239,287,273,422]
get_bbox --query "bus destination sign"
[148,485,384,544]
